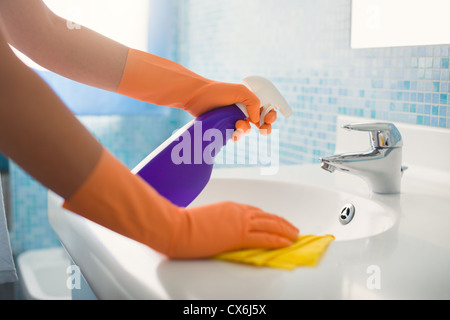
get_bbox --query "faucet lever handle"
[343,122,403,148]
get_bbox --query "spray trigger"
[242,76,293,127]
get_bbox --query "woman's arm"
[0,0,128,91]
[0,27,102,200]
[0,0,274,134]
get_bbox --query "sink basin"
[48,174,397,299]
[189,178,396,242]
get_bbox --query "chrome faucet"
[320,122,406,194]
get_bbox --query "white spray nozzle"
[242,76,293,126]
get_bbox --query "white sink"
[47,173,398,300]
[189,178,396,242]
[47,116,450,299]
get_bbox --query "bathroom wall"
[9,0,450,254]
[178,0,450,165]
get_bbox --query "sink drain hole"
[339,203,355,225]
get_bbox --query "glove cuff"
[116,48,208,109]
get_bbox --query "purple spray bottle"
[131,76,293,207]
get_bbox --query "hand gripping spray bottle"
[131,76,293,207]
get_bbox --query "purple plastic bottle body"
[135,105,247,207]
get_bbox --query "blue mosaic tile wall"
[178,0,450,165]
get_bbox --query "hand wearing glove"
[116,48,277,141]
[63,148,299,259]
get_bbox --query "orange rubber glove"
[116,48,276,139]
[63,148,299,259]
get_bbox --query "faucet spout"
[320,161,336,173]
[320,148,389,172]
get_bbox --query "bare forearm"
[0,0,129,91]
[0,32,103,200]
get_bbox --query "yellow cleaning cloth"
[214,234,335,270]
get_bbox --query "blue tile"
[418,69,425,79]
[433,94,440,104]
[417,81,425,91]
[433,82,440,92]
[432,105,439,116]
[403,81,410,90]
[417,104,424,114]
[433,57,441,68]
[371,110,376,118]
[442,58,449,69]
[418,57,426,68]
[417,115,423,125]
[433,70,441,80]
